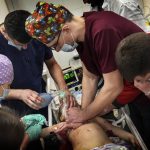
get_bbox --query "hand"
[53,122,68,133]
[55,122,82,133]
[19,89,43,110]
[65,90,77,108]
[66,107,85,123]
[127,134,140,149]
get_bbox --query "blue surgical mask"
[8,40,22,50]
[61,32,78,52]
[61,42,78,52]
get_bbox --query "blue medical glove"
[39,93,54,108]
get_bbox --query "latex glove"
[18,89,43,110]
[22,114,46,141]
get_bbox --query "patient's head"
[44,132,61,150]
[0,107,24,150]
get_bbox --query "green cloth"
[22,114,46,141]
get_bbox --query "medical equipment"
[62,67,82,92]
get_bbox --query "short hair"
[0,107,24,150]
[4,10,32,44]
[44,132,61,150]
[116,32,150,81]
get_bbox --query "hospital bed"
[47,66,148,150]
[47,96,148,150]
[120,107,148,150]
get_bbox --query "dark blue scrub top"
[0,34,53,118]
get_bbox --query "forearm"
[20,134,30,150]
[6,89,23,100]
[94,117,132,141]
[111,125,133,140]
[81,73,99,109]
[82,70,123,120]
[48,63,68,90]
[83,85,122,120]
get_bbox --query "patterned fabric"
[25,1,70,44]
[92,143,128,150]
[0,54,14,84]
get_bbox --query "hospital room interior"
[0,0,150,150]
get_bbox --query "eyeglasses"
[51,32,61,50]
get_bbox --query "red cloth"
[117,81,141,105]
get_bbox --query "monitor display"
[63,70,78,87]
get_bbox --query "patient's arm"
[40,122,67,138]
[20,123,66,150]
[20,134,30,150]
[94,117,139,147]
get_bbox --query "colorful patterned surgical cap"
[0,54,14,85]
[25,1,71,44]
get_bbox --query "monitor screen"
[63,70,78,86]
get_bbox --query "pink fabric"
[0,54,14,84]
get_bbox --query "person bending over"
[116,32,150,148]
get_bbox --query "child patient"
[41,93,140,150]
